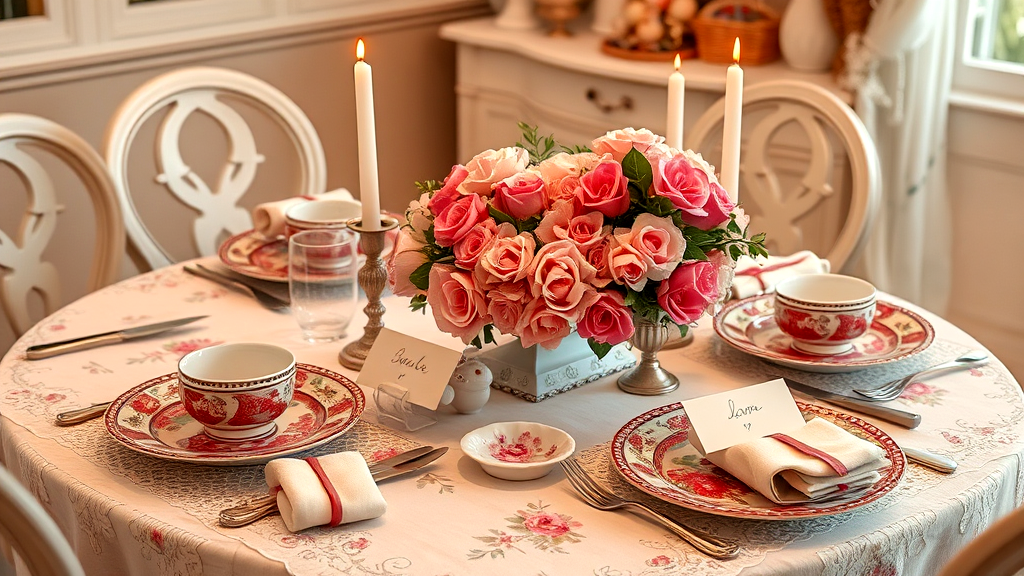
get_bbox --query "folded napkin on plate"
[731,251,831,299]
[704,418,889,505]
[252,188,355,238]
[265,451,386,532]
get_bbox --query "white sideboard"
[439,17,849,161]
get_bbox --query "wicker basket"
[691,0,780,65]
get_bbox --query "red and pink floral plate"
[218,228,398,282]
[611,401,905,520]
[105,364,364,465]
[713,294,935,373]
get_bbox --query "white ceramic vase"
[495,0,539,30]
[778,0,839,72]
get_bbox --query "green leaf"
[409,294,428,314]
[410,261,433,291]
[621,148,653,194]
[488,205,517,228]
[675,323,689,338]
[415,180,442,194]
[726,217,742,235]
[470,335,483,349]
[683,243,708,261]
[424,225,436,246]
[483,324,495,345]
[645,195,677,217]
[588,339,613,360]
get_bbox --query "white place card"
[357,328,463,410]
[682,379,806,455]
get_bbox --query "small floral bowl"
[178,342,296,441]
[461,422,575,481]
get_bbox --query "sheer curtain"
[840,0,956,314]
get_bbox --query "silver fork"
[853,350,989,401]
[183,265,289,311]
[560,458,740,559]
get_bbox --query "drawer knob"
[586,88,633,114]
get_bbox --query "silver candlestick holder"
[339,215,399,371]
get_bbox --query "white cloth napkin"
[252,188,354,238]
[704,418,889,505]
[730,250,831,299]
[264,451,386,532]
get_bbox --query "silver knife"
[782,377,922,429]
[25,316,208,360]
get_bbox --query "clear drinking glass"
[288,229,359,343]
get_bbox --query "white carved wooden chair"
[0,114,125,337]
[937,504,1024,576]
[686,80,881,273]
[104,66,327,270]
[0,464,85,576]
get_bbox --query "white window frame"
[953,0,1024,103]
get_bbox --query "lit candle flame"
[356,38,365,61]
[674,53,681,71]
[732,38,740,64]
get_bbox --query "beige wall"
[0,2,491,355]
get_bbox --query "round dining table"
[1,261,1022,576]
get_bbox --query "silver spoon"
[853,350,989,402]
[55,402,111,426]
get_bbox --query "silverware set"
[183,263,289,310]
[852,350,989,401]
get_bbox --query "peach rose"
[428,164,468,215]
[584,237,614,288]
[608,240,650,291]
[576,161,630,218]
[493,171,547,219]
[387,229,428,297]
[457,147,529,197]
[653,154,711,216]
[426,265,490,344]
[535,202,607,250]
[486,284,527,335]
[528,240,599,322]
[433,193,489,247]
[614,213,685,282]
[534,152,610,203]
[453,218,498,270]
[534,200,574,244]
[516,299,572,350]
[591,128,665,162]
[679,180,735,230]
[657,260,719,325]
[476,225,535,287]
[577,291,634,346]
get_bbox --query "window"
[954,0,1024,102]
[0,0,43,19]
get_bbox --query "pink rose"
[426,265,490,344]
[584,238,613,288]
[453,218,497,270]
[577,291,634,346]
[387,228,428,296]
[428,164,468,215]
[576,161,630,218]
[614,213,685,282]
[679,181,735,230]
[493,171,548,219]
[476,225,535,286]
[457,147,530,196]
[522,512,572,537]
[657,260,720,325]
[535,152,610,203]
[608,240,650,290]
[433,193,489,247]
[591,128,665,162]
[486,283,527,335]
[516,299,572,350]
[653,154,711,216]
[528,240,599,322]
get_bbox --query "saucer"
[713,294,934,373]
[105,363,364,465]
[219,229,396,282]
[461,421,575,481]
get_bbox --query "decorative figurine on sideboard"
[602,0,699,61]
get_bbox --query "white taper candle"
[354,38,382,231]
[666,53,685,150]
[720,38,743,204]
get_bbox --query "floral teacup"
[773,274,876,356]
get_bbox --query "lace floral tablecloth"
[1,262,1022,576]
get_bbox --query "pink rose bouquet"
[388,124,767,358]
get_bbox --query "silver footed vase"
[617,316,680,395]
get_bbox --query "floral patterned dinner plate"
[611,402,905,520]
[218,230,290,282]
[105,364,365,466]
[713,294,935,373]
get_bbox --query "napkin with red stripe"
[704,418,890,505]
[251,188,355,238]
[731,251,831,299]
[265,452,386,532]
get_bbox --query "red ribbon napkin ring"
[769,433,849,477]
[304,456,344,527]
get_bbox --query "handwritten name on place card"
[358,328,463,410]
[682,379,806,455]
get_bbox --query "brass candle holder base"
[339,216,399,371]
